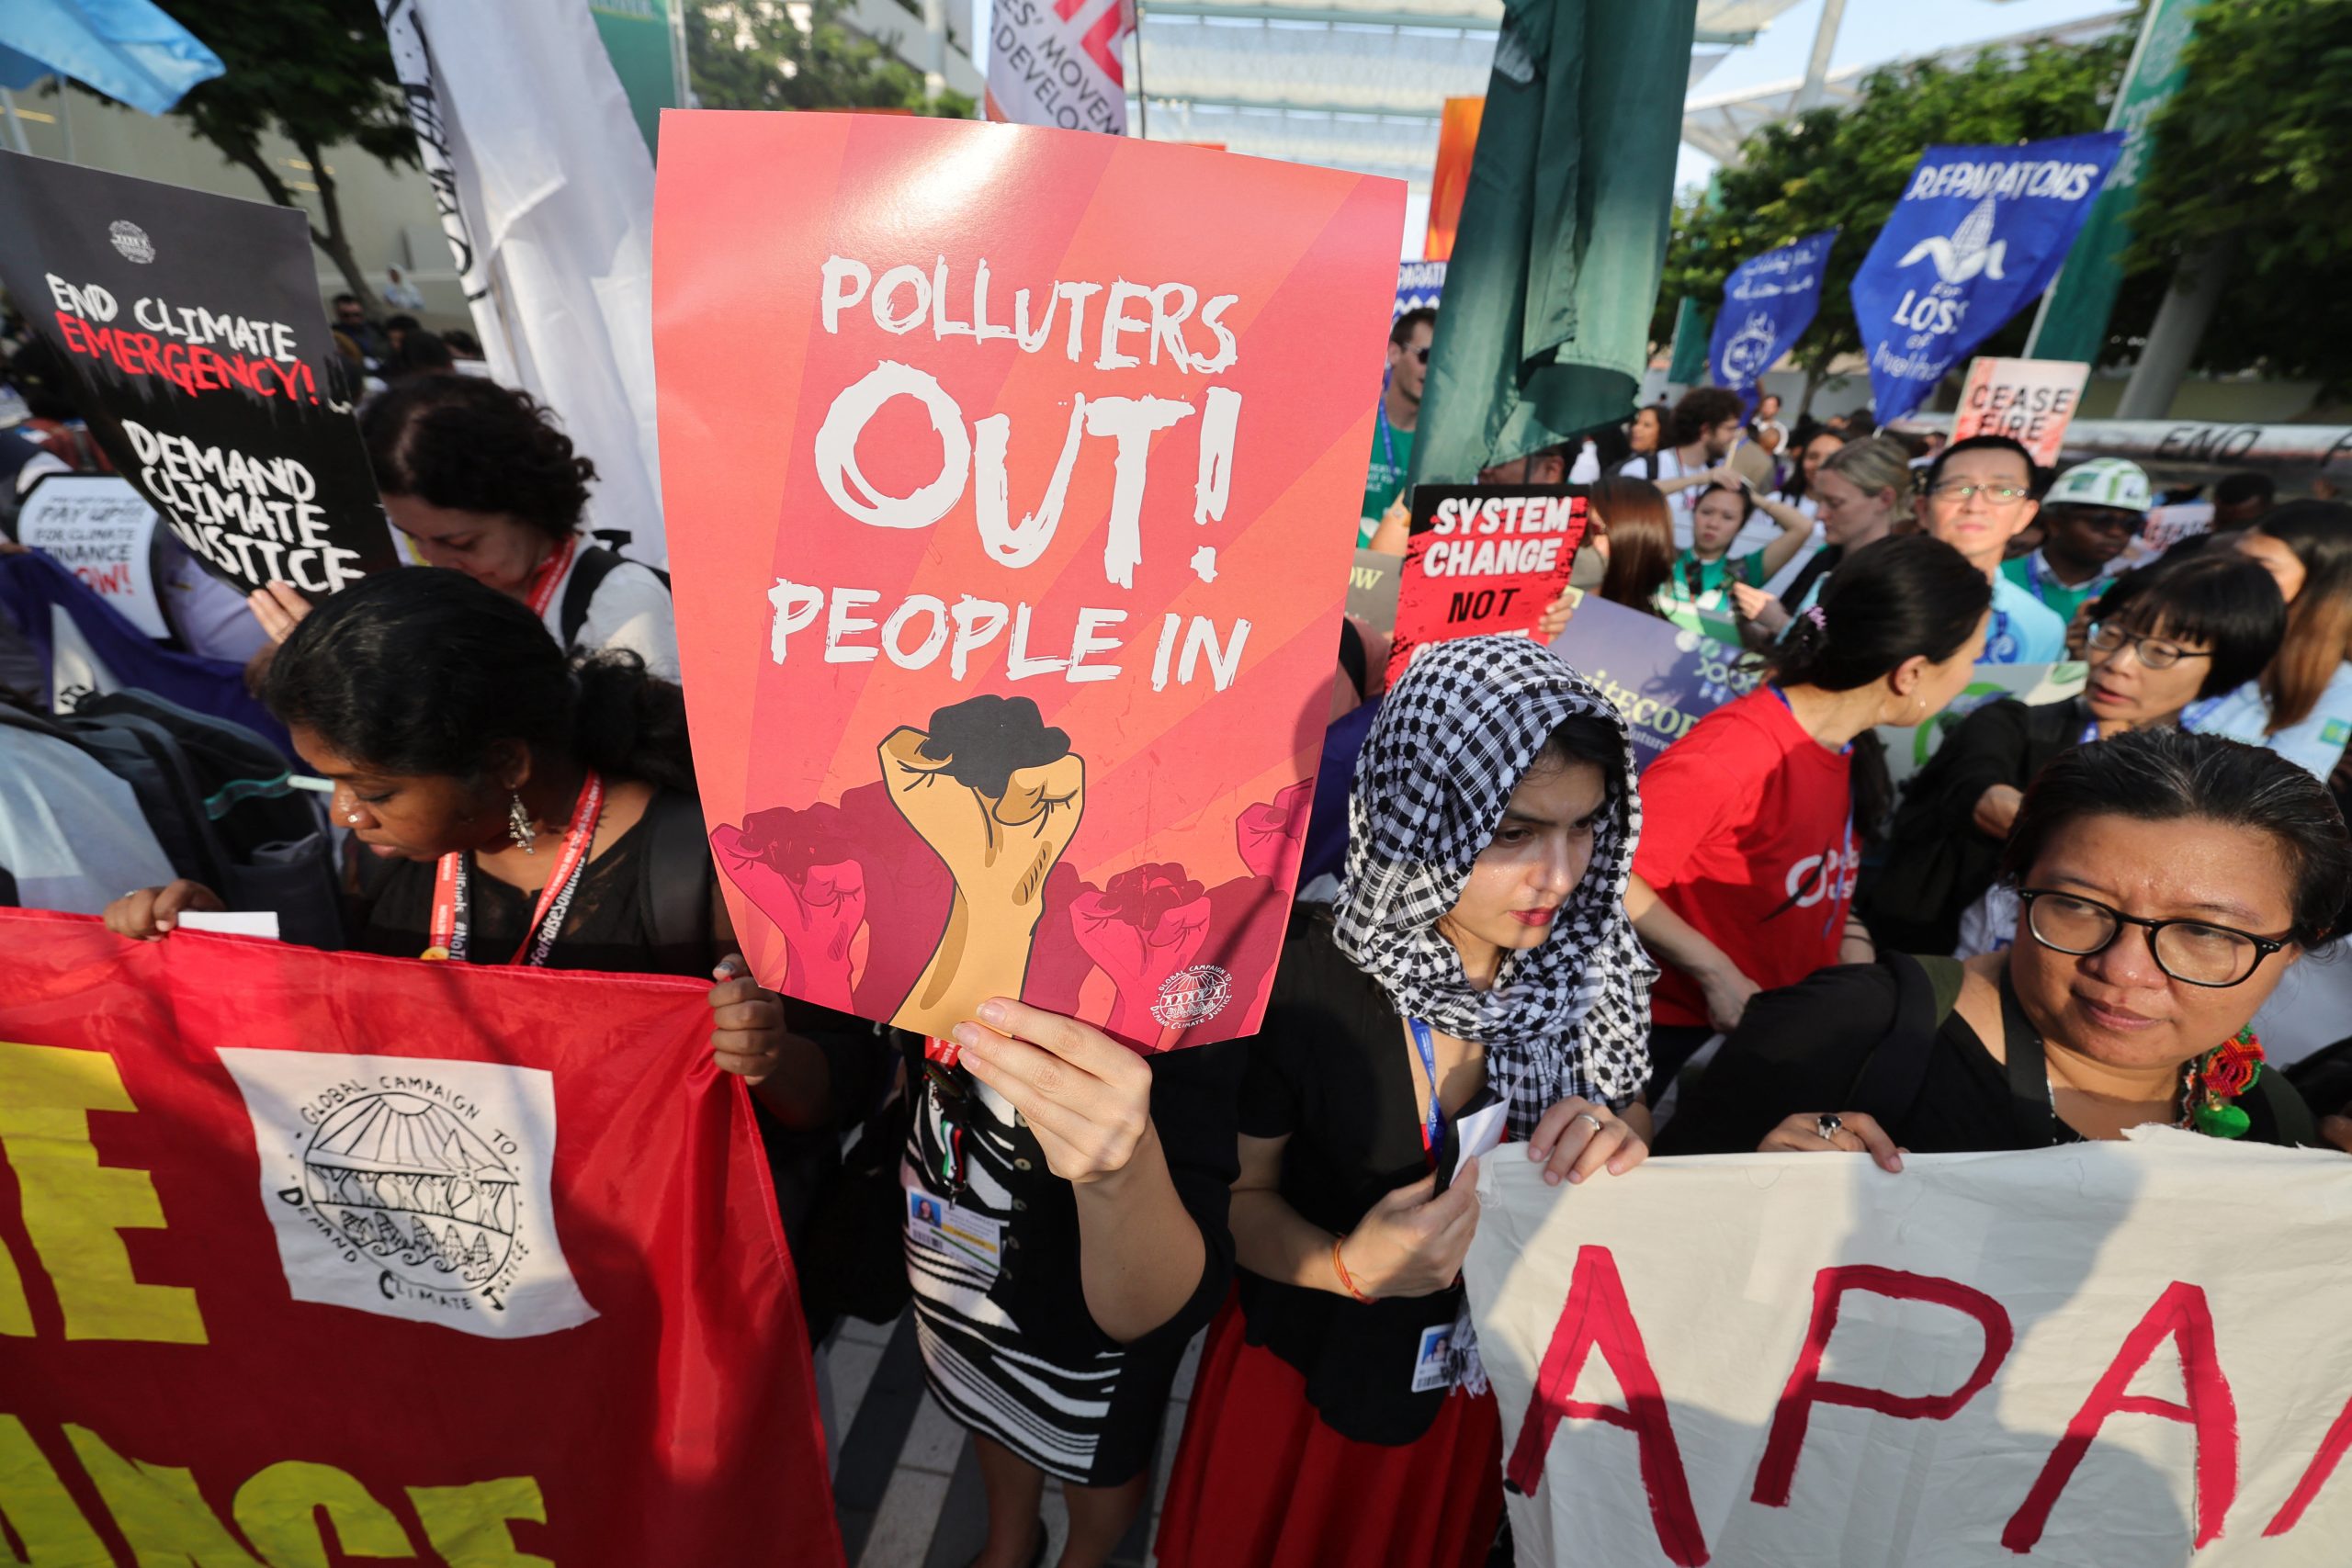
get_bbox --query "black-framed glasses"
[2018,888,2289,988]
[2085,623,2214,671]
[1928,481,2031,507]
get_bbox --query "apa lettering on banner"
[1503,1245,1711,1567]
[1752,1265,2015,1507]
[2004,1280,2238,1552]
[2266,1389,2352,1537]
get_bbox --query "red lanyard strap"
[421,771,605,966]
[523,536,579,619]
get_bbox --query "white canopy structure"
[1125,0,1804,190]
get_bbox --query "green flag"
[593,0,685,158]
[1408,0,1698,486]
[1665,296,1712,386]
[2024,0,2203,362]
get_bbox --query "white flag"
[985,0,1129,136]
[375,0,666,563]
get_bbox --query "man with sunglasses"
[2002,458,2152,626]
[1922,434,2068,664]
[1362,308,1435,543]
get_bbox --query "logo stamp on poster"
[107,220,154,264]
[1152,964,1233,1030]
[219,1049,598,1339]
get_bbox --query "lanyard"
[1407,1018,1446,1159]
[422,771,605,965]
[522,536,579,619]
[1375,398,1397,472]
[1987,604,2016,660]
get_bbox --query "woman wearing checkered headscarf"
[1157,635,1657,1568]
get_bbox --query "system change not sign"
[653,113,1402,1051]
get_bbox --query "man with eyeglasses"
[1921,434,2068,664]
[2001,457,2153,626]
[1362,307,1435,544]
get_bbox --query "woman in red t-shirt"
[1628,535,1994,1094]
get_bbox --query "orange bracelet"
[1331,1235,1374,1303]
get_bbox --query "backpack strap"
[558,545,624,653]
[2250,1068,2320,1148]
[1841,952,1966,1129]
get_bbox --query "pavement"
[827,1309,1205,1568]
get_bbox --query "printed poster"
[0,152,398,599]
[1388,484,1586,682]
[9,473,169,638]
[653,113,1402,1050]
[0,909,840,1566]
[1545,592,1758,771]
[1951,356,2091,469]
[1469,1136,2352,1566]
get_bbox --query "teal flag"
[592,0,682,157]
[1666,296,1712,386]
[2024,0,2202,362]
[1408,0,1698,485]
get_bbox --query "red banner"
[653,113,1404,1052]
[1388,485,1586,681]
[0,910,839,1567]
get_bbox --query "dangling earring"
[508,794,537,854]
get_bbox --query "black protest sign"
[0,152,397,599]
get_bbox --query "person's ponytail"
[571,649,696,795]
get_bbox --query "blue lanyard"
[1407,1018,1445,1157]
[1375,398,1397,472]
[1988,604,2015,659]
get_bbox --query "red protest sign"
[0,910,839,1567]
[1951,356,2090,468]
[653,113,1403,1052]
[1387,485,1586,682]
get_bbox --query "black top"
[1236,916,1466,1447]
[1658,959,2315,1156]
[1862,698,2084,953]
[353,787,714,978]
[903,1028,1246,1364]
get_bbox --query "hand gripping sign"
[654,114,1403,1051]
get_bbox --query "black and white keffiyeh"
[1334,635,1655,1137]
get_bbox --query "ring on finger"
[1573,1111,1606,1135]
[1815,1113,1843,1143]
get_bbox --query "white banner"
[985,0,1128,135]
[375,0,667,563]
[1467,1134,2352,1567]
[1952,356,2090,470]
[13,475,166,638]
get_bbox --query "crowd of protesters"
[6,285,2352,1568]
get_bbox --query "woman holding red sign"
[1156,636,1657,1568]
[1626,536,1992,1101]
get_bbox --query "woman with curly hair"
[246,375,678,677]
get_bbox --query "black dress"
[1657,959,2316,1156]
[1236,916,1469,1446]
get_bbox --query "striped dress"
[899,1039,1241,1487]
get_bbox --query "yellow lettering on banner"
[62,1422,263,1565]
[408,1479,553,1567]
[0,1415,111,1563]
[234,1461,413,1565]
[0,1041,205,1343]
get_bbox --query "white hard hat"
[2045,457,2152,514]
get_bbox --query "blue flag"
[1850,133,2123,423]
[1707,229,1836,412]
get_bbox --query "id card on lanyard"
[422,771,605,965]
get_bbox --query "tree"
[2124,0,2352,394]
[117,0,418,318]
[687,0,978,118]
[1656,28,2130,408]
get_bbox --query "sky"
[1674,0,2132,189]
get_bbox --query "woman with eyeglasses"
[1864,551,2287,955]
[1660,728,2343,1160]
[2186,501,2352,781]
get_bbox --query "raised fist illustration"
[711,807,867,1012]
[881,694,1086,1038]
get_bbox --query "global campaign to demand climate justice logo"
[1707,230,1836,413]
[1849,133,2124,424]
[0,152,399,600]
[655,115,1400,1053]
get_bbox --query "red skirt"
[1155,1298,1504,1568]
